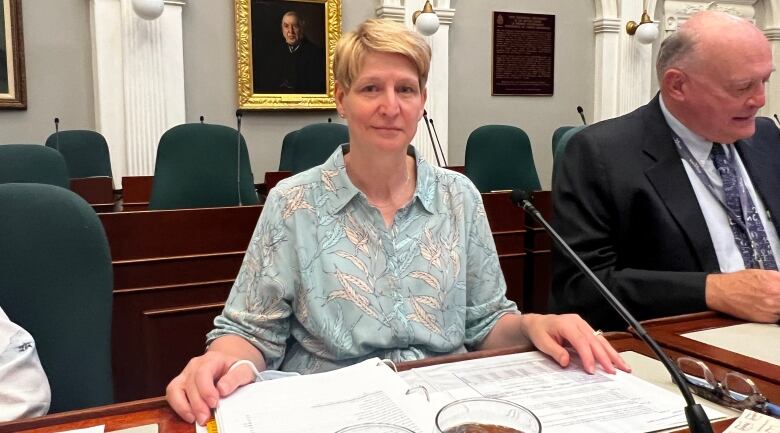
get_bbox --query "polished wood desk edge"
[639,311,726,328]
[0,397,167,433]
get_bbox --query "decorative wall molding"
[377,0,454,166]
[90,0,186,183]
[663,0,757,31]
[593,17,622,33]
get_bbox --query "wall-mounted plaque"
[492,11,554,96]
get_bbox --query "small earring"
[338,112,345,118]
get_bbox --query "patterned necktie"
[710,143,777,270]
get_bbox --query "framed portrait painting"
[0,0,26,109]
[236,0,341,110]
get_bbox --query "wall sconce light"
[626,1,659,44]
[413,0,439,36]
[132,0,164,20]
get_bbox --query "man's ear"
[663,68,687,102]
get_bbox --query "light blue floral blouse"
[208,145,517,373]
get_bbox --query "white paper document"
[215,358,432,433]
[683,323,780,365]
[399,351,726,433]
[723,409,780,432]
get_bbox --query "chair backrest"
[464,125,541,193]
[289,123,349,174]
[148,123,259,210]
[0,145,69,188]
[551,126,575,157]
[45,130,113,179]
[552,125,587,183]
[279,129,299,171]
[0,183,113,413]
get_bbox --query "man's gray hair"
[655,29,697,82]
[282,10,305,28]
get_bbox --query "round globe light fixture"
[132,0,164,20]
[635,22,659,44]
[412,0,439,36]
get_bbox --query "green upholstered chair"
[552,125,587,183]
[464,125,541,193]
[551,126,575,157]
[278,129,299,171]
[0,183,113,413]
[0,144,69,188]
[45,130,113,179]
[289,123,349,174]
[148,123,259,210]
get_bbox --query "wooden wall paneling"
[523,190,553,313]
[141,302,226,398]
[113,253,245,289]
[70,177,116,205]
[481,191,525,231]
[483,191,527,308]
[100,205,262,260]
[104,206,263,402]
[121,176,153,206]
[112,281,233,402]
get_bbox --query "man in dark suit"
[551,11,780,331]
[254,11,326,94]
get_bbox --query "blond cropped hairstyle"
[334,19,432,90]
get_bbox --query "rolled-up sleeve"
[208,189,297,370]
[462,187,518,348]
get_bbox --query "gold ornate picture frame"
[0,0,26,109]
[236,0,341,110]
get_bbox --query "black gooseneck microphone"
[53,117,61,151]
[510,190,714,433]
[428,117,448,166]
[577,106,587,125]
[422,109,442,166]
[200,115,205,124]
[235,109,244,206]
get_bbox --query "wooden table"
[640,311,780,403]
[0,334,740,433]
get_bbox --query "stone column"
[90,0,186,183]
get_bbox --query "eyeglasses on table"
[676,356,780,418]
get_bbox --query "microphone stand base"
[685,404,715,433]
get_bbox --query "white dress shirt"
[0,307,50,421]
[660,95,780,272]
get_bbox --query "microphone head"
[200,115,205,123]
[510,189,532,207]
[576,106,584,114]
[54,117,59,124]
[235,109,243,119]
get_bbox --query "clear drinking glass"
[434,397,542,433]
[335,422,417,433]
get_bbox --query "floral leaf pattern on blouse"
[208,145,517,374]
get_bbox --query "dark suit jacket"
[549,94,780,330]
[254,38,326,94]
